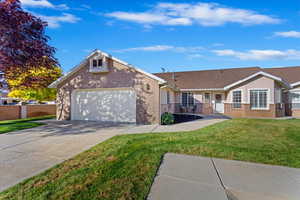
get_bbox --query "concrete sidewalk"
[122,118,226,134]
[148,153,300,200]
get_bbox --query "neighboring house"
[155,67,300,119]
[0,71,11,105]
[49,49,300,124]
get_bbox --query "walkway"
[148,153,300,200]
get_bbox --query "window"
[232,91,242,108]
[204,93,210,103]
[250,89,268,109]
[98,59,103,67]
[167,91,170,104]
[92,59,103,68]
[275,88,282,103]
[291,91,300,109]
[292,92,300,103]
[146,83,150,91]
[181,92,194,106]
[92,60,97,67]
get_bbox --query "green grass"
[0,115,55,134]
[1,118,300,199]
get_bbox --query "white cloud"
[80,4,91,10]
[113,45,203,53]
[38,13,80,28]
[274,31,300,38]
[106,2,280,27]
[106,12,191,26]
[187,54,203,59]
[20,0,69,10]
[21,0,53,7]
[212,43,224,47]
[213,49,300,60]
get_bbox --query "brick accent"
[0,106,21,120]
[275,104,285,117]
[27,105,56,118]
[224,104,276,118]
[292,109,300,118]
[56,58,160,124]
[202,103,214,115]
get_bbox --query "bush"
[161,112,174,125]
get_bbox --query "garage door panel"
[72,89,136,123]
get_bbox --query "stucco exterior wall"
[290,85,300,118]
[225,75,275,104]
[56,57,160,124]
[160,87,176,114]
[224,76,279,118]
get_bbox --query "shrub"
[161,112,174,125]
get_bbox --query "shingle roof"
[263,66,300,84]
[154,66,300,89]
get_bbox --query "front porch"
[160,89,226,115]
[160,103,223,115]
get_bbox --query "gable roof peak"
[49,49,166,88]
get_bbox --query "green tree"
[7,66,62,102]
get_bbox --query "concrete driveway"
[0,117,226,192]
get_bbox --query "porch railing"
[161,103,213,114]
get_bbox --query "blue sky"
[20,0,300,73]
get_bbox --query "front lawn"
[1,118,300,199]
[0,115,55,134]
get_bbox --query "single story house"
[0,71,12,105]
[49,49,300,124]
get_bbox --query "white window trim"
[166,91,170,104]
[291,90,300,103]
[204,92,211,103]
[181,92,194,106]
[89,54,107,68]
[248,88,270,110]
[231,89,243,108]
[231,89,243,103]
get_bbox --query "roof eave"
[291,81,300,88]
[180,88,225,91]
[224,71,291,91]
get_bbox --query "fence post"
[20,106,27,119]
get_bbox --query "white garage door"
[71,89,136,123]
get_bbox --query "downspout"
[158,84,162,125]
[158,82,167,125]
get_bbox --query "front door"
[214,94,224,113]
